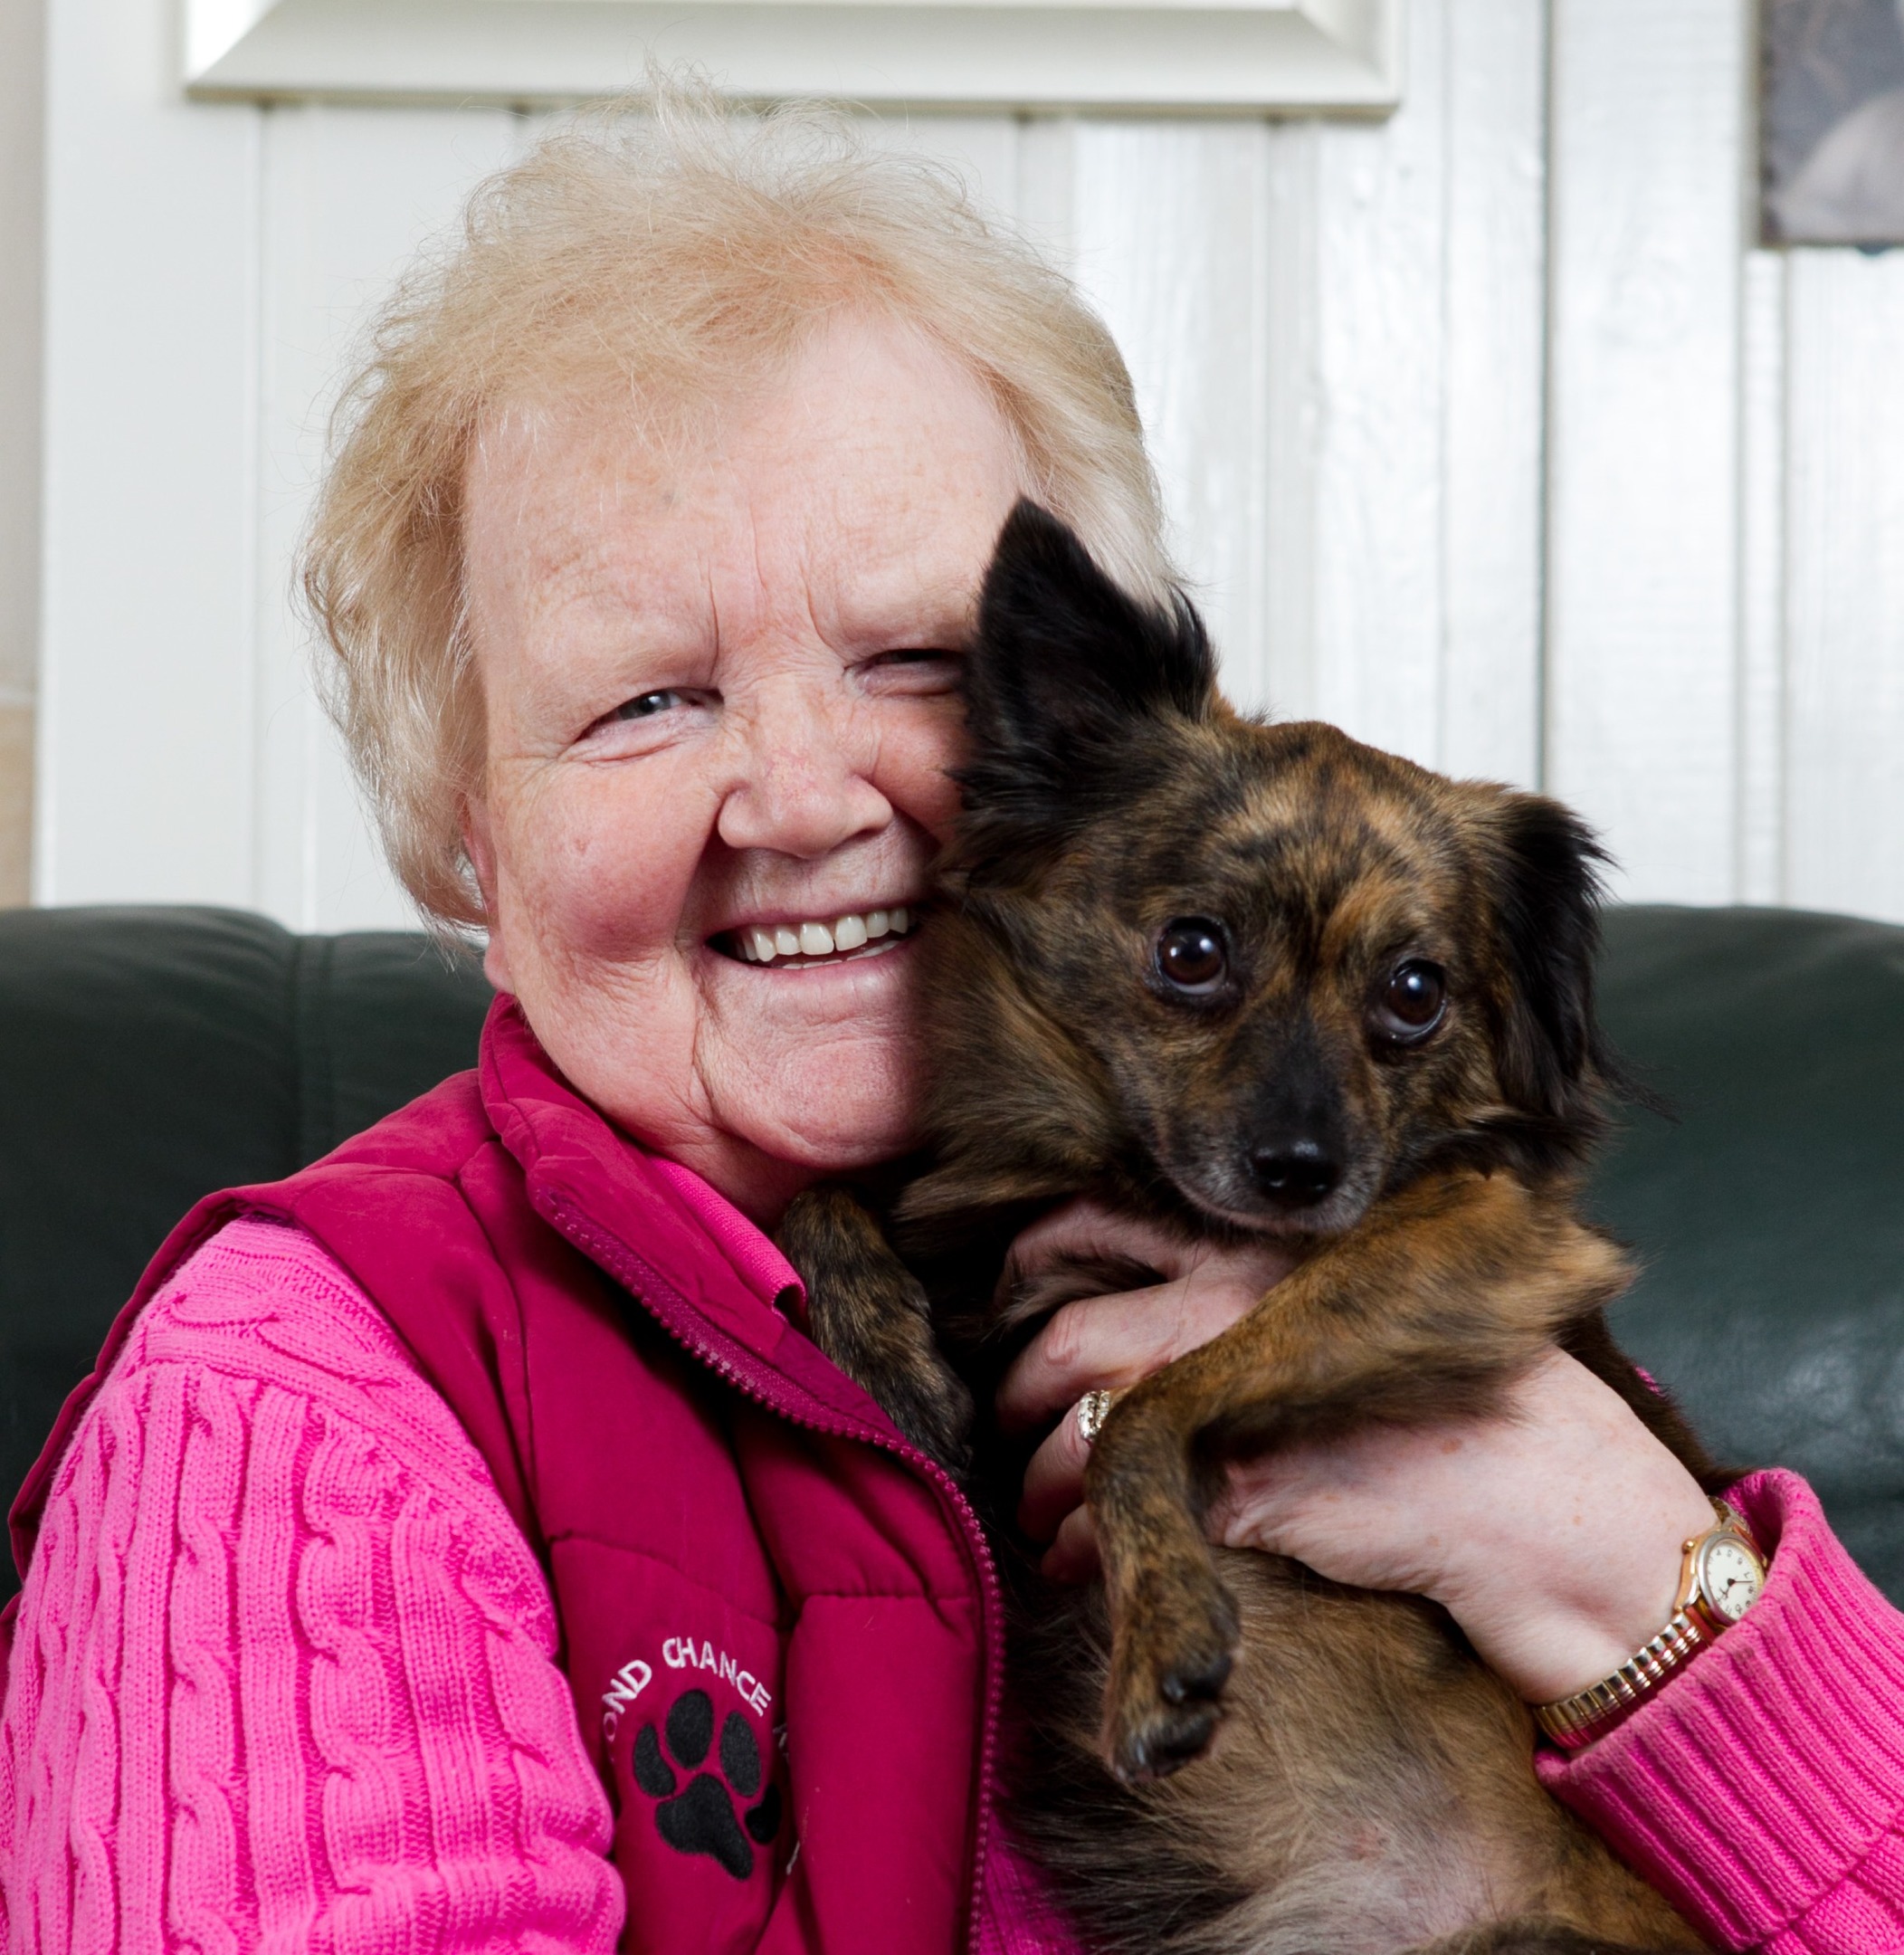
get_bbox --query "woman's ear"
[1488,793,1612,1121]
[961,500,1214,815]
[461,798,513,993]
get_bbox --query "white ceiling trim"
[182,0,1403,114]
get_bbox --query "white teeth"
[733,905,916,968]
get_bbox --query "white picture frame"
[182,0,1403,115]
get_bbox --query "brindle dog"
[776,501,1720,1955]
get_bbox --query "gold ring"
[1075,1388,1117,1446]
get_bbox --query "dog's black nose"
[1249,1139,1340,1208]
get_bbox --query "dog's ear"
[1488,793,1614,1121]
[961,501,1215,814]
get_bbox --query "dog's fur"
[776,502,1720,1955]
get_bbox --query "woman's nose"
[713,681,894,861]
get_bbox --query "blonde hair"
[302,84,1171,928]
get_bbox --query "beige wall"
[0,0,43,906]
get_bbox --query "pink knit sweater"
[3,1219,1900,1953]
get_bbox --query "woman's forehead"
[462,319,1025,658]
[466,311,1019,503]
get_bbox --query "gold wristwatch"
[1535,1499,1767,1750]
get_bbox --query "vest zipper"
[541,1196,1007,1955]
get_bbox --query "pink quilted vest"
[5,997,1005,1955]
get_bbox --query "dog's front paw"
[1100,1566,1240,1783]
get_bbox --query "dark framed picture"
[1763,0,1904,244]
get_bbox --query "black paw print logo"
[633,1687,783,1879]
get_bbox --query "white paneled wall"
[32,0,1904,927]
[252,107,519,928]
[1784,252,1904,922]
[1546,0,1749,905]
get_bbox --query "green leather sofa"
[0,902,1899,1603]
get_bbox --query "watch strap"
[1534,1607,1711,1749]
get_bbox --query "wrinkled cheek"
[916,768,966,848]
[878,712,967,846]
[480,782,711,1130]
[502,781,713,970]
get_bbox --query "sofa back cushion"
[1596,905,1904,1597]
[0,905,490,1583]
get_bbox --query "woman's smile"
[718,902,919,968]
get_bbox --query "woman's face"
[462,314,1027,1221]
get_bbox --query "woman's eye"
[862,647,962,691]
[612,691,685,720]
[1374,959,1448,1041]
[578,686,715,752]
[1155,919,1228,994]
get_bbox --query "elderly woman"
[4,97,1903,1955]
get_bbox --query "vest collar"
[477,994,909,1444]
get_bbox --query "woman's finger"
[1041,1502,1100,1582]
[995,1280,1210,1432]
[996,1235,1298,1433]
[1017,1392,1099,1539]
[997,1197,1206,1306]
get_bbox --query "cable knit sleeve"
[1538,1469,1904,1954]
[0,1216,624,1955]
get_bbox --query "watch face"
[1699,1534,1766,1624]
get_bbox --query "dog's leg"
[1084,1169,1633,1783]
[777,1184,974,1473]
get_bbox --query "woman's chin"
[731,1097,919,1177]
[709,1039,922,1176]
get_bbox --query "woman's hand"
[996,1199,1298,1547]
[998,1202,1717,1706]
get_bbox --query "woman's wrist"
[1441,1582,1681,1709]
[1527,1501,1769,1748]
[1433,1473,1718,1706]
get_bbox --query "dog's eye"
[1156,920,1228,994]
[1376,960,1447,1040]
